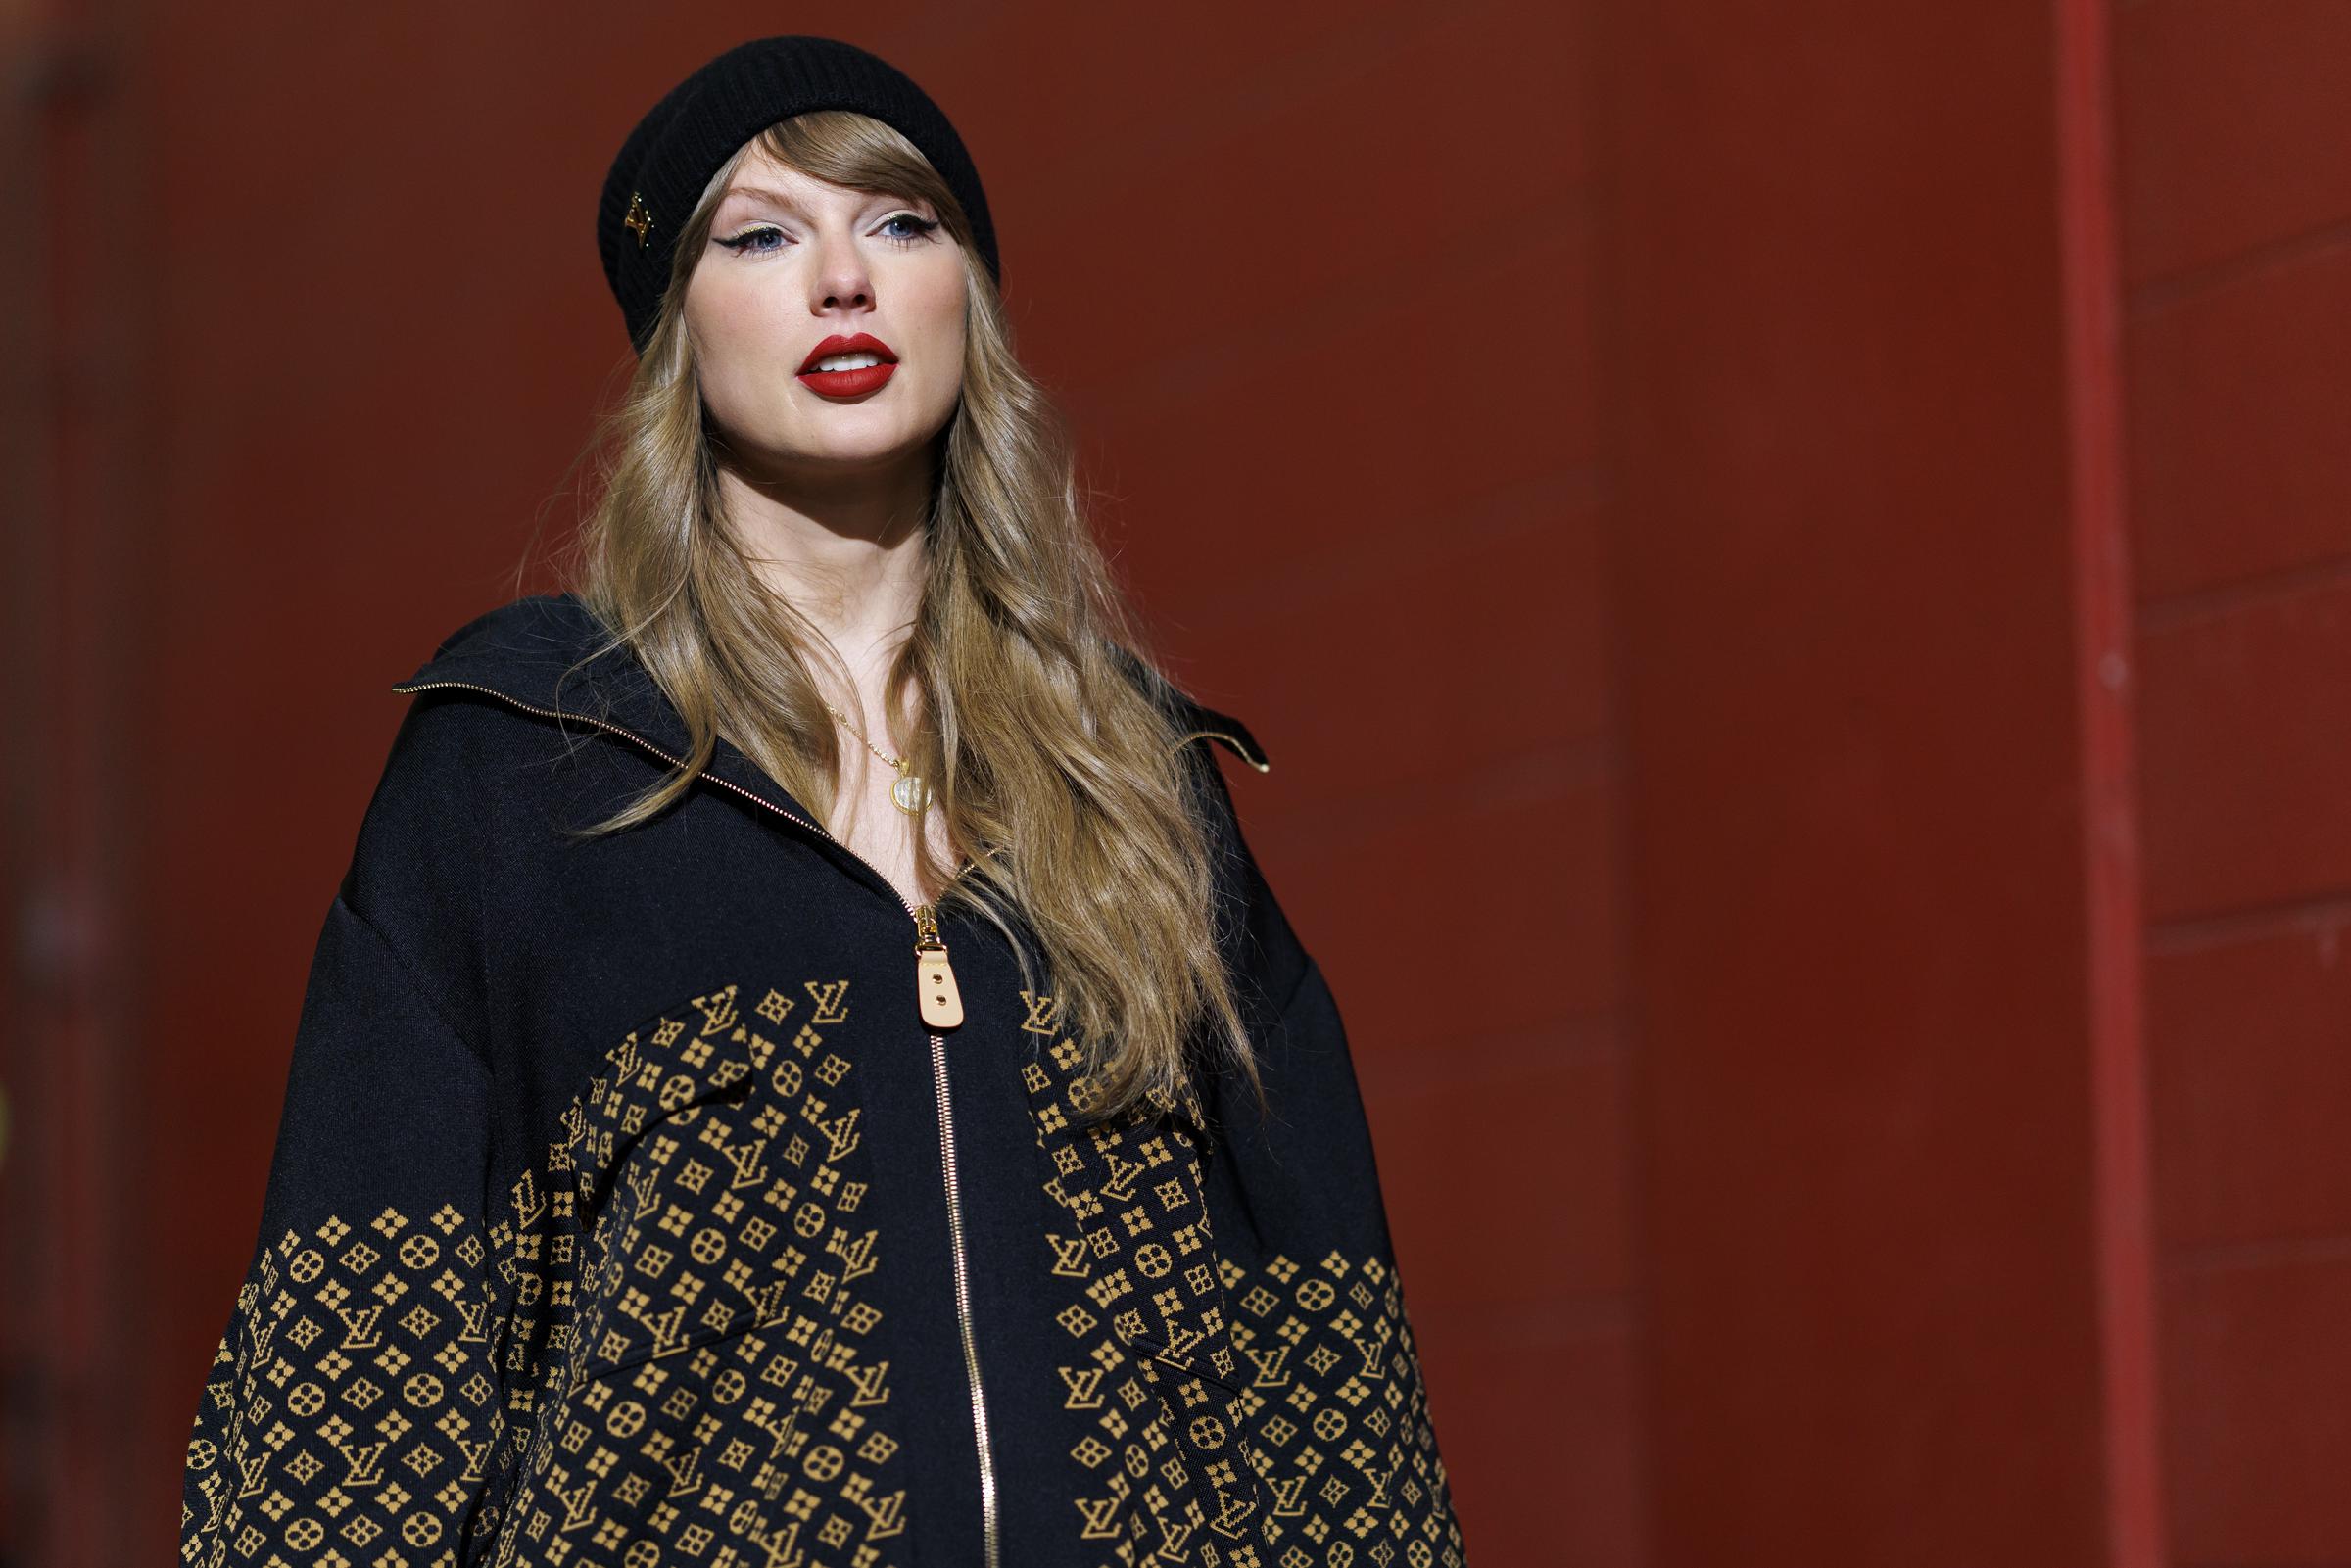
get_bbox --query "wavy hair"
[545,109,1266,1126]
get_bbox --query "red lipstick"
[796,331,897,398]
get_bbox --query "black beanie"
[597,35,999,356]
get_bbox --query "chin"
[794,430,925,469]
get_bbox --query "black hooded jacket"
[177,591,1468,1568]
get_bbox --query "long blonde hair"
[546,109,1266,1126]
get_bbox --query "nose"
[808,224,875,315]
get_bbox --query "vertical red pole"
[2055,0,2165,1559]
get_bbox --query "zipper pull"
[914,902,965,1029]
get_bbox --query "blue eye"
[717,226,785,254]
[716,213,940,255]
[880,212,941,245]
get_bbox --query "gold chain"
[823,700,933,816]
[823,701,906,770]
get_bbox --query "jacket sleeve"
[1182,740,1473,1564]
[180,699,514,1567]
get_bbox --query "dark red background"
[3,2,2344,1565]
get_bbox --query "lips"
[796,331,898,398]
[798,331,897,375]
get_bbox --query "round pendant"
[890,772,931,815]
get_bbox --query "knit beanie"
[597,34,999,356]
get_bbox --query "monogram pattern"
[179,1202,504,1566]
[184,978,909,1568]
[185,974,1464,1567]
[1021,995,1466,1568]
[1222,1250,1463,1567]
[483,978,904,1568]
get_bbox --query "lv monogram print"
[1024,1022,1262,1565]
[1223,1251,1465,1566]
[180,1202,504,1567]
[184,977,909,1568]
[1021,994,1467,1568]
[486,978,903,1568]
[187,967,1464,1568]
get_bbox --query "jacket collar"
[388,592,1270,835]
[389,592,829,833]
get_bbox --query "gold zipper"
[390,676,1000,1567]
[914,902,966,1028]
[904,902,990,1564]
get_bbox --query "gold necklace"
[823,700,933,816]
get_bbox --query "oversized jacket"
[177,591,1468,1568]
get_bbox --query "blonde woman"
[178,34,1467,1568]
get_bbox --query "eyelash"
[716,213,940,254]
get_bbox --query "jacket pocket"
[563,982,774,1376]
[1117,1326,1244,1396]
[560,979,872,1382]
[565,981,763,1218]
[1117,1326,1269,1542]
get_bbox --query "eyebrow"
[718,184,927,217]
[720,184,800,211]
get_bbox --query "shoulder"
[355,594,646,875]
[369,600,581,771]
[392,590,621,698]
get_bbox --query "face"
[684,146,969,483]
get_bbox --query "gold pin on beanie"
[596,34,1000,356]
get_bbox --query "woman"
[178,33,1467,1568]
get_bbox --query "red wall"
[2121,3,2351,1560]
[8,3,2346,1566]
[1597,0,2152,1560]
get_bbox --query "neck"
[716,452,935,713]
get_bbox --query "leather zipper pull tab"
[914,903,965,1029]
